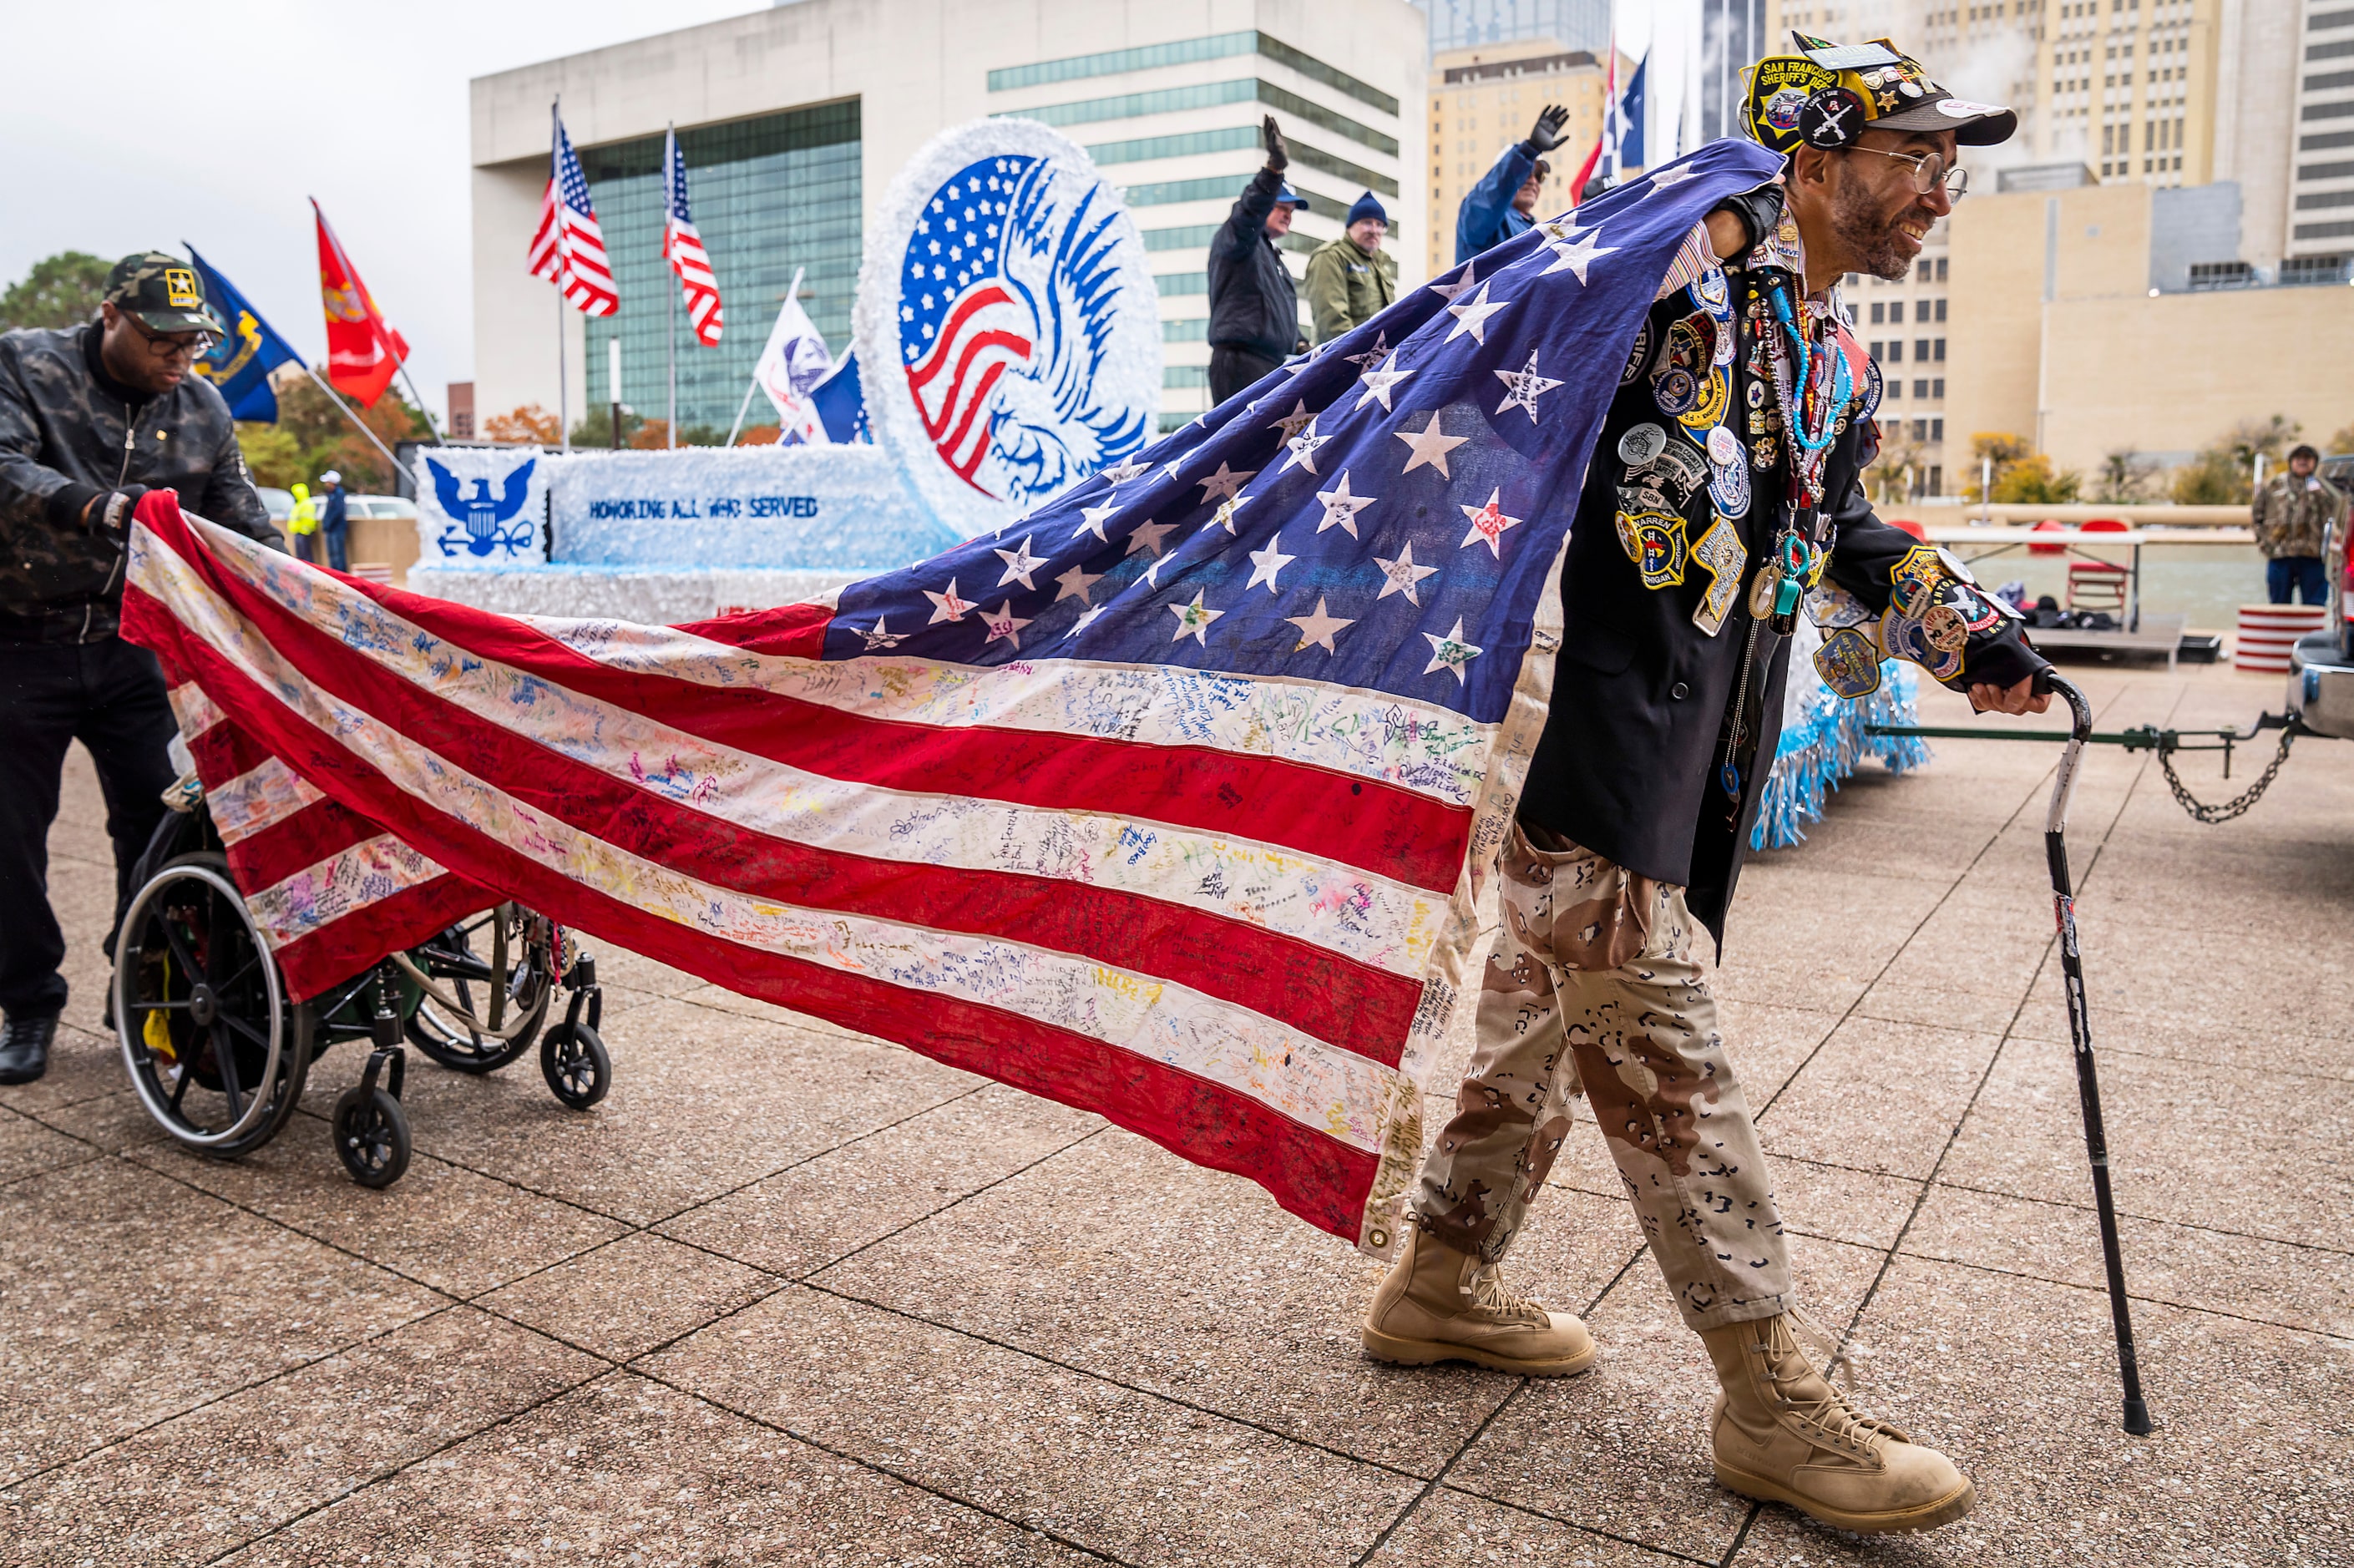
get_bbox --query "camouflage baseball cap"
[1744,34,2017,158]
[104,252,224,336]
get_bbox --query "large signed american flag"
[123,141,1777,1254]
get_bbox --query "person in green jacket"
[1303,192,1398,346]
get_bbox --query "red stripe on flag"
[144,560,1423,1062]
[125,572,1379,1240]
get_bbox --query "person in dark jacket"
[1207,116,1309,404]
[1454,104,1570,264]
[0,252,280,1084]
[317,468,350,572]
[1364,38,2047,1538]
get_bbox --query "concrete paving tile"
[2008,978,2353,1080]
[215,1372,1095,1567]
[818,1130,1615,1477]
[122,1137,628,1298]
[0,1161,443,1486]
[659,1082,1099,1278]
[1369,1487,1691,1566]
[23,1086,172,1153]
[1755,1018,2004,1180]
[1713,870,1951,1014]
[1767,1158,1924,1253]
[642,1284,1423,1565]
[474,1232,778,1362]
[0,1307,596,1566]
[353,996,986,1227]
[1713,998,1844,1105]
[1936,1039,2354,1252]
[1445,1234,1885,1561]
[1735,1256,2354,1565]
[1901,1183,2354,1338]
[1748,819,1990,885]
[0,1107,100,1187]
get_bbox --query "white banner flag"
[752,290,833,443]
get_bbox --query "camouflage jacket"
[2250,469,2347,560]
[0,324,276,643]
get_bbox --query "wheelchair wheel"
[115,852,311,1157]
[393,904,556,1074]
[538,1023,610,1110]
[331,1085,412,1188]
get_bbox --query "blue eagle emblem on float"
[858,123,1162,539]
[423,456,543,562]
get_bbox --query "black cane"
[2035,669,2155,1436]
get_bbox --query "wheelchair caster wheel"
[332,1085,412,1188]
[539,1023,610,1110]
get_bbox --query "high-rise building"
[1425,41,1609,272]
[1420,0,1612,54]
[469,0,1427,437]
[2281,2,2354,278]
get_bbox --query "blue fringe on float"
[1749,659,1933,852]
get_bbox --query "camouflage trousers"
[1414,819,1791,1332]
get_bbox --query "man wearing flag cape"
[1362,37,2043,1535]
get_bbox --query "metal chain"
[2158,729,2297,824]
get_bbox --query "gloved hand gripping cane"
[2037,669,2155,1437]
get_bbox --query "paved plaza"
[2,657,2347,1566]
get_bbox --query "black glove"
[84,485,150,543]
[1523,104,1571,155]
[1262,114,1288,173]
[1710,183,1787,254]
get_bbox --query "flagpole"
[298,362,404,476]
[666,123,678,452]
[557,290,570,452]
[726,265,802,448]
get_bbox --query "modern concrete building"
[1946,169,2354,484]
[468,0,1428,439]
[1424,40,1607,273]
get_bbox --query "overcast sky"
[0,0,760,427]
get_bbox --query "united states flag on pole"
[122,140,1778,1254]
[528,105,618,316]
[664,128,723,346]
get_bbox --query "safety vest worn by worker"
[288,482,318,536]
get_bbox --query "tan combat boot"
[1361,1226,1598,1376]
[1699,1313,1976,1534]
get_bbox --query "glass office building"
[1420,0,1609,56]
[577,100,862,435]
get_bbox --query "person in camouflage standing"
[2251,443,2346,605]
[0,252,281,1084]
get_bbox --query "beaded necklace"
[1763,278,1850,506]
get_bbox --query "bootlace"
[1465,1263,1547,1323]
[1754,1308,1910,1459]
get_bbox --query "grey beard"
[1831,187,1915,281]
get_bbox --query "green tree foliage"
[2093,448,2159,503]
[0,251,110,331]
[235,371,433,493]
[570,403,645,448]
[1990,453,2082,505]
[483,405,560,444]
[2169,416,2301,505]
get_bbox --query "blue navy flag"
[185,245,306,422]
[1614,58,1649,171]
[809,351,868,444]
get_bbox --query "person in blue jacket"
[316,469,349,572]
[1453,104,1571,264]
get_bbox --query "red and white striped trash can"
[2235,603,2329,673]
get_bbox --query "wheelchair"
[112,785,614,1189]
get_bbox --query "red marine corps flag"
[311,200,409,409]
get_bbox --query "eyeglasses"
[120,315,220,361]
[1848,145,1970,200]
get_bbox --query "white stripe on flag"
[246,833,448,950]
[167,681,225,741]
[208,756,326,846]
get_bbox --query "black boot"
[0,1013,57,1085]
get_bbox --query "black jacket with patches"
[1521,264,2046,944]
[1207,165,1304,362]
[0,324,277,643]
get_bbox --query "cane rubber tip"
[2123,1399,2154,1436]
